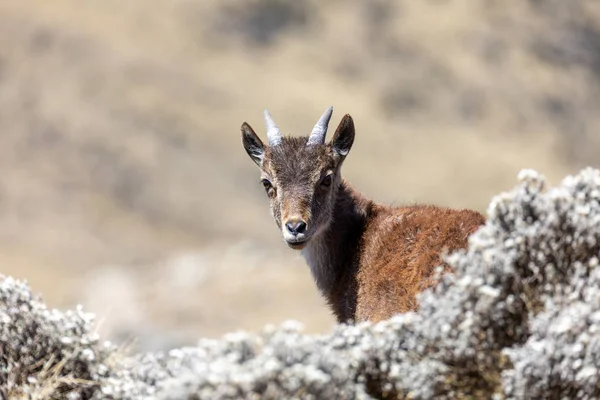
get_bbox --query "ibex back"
[241,107,485,323]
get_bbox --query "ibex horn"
[307,106,334,146]
[264,109,282,146]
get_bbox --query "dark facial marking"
[266,137,336,190]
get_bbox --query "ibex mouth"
[286,239,308,250]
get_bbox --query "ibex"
[241,107,485,323]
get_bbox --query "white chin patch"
[283,231,308,244]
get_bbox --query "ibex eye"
[321,174,333,187]
[261,179,274,194]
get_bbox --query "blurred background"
[0,0,598,351]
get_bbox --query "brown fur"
[241,110,485,323]
[355,203,484,322]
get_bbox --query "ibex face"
[241,107,355,249]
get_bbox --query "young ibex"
[241,107,485,323]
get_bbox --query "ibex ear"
[241,122,265,166]
[331,114,355,158]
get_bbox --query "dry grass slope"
[0,0,600,346]
[2,168,600,399]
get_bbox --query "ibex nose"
[285,219,307,235]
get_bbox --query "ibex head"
[241,107,355,249]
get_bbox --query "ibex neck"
[300,180,371,322]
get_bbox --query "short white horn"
[307,106,334,146]
[264,109,282,146]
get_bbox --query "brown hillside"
[0,0,598,349]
